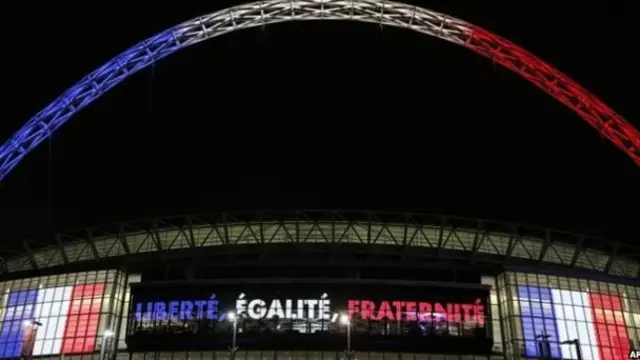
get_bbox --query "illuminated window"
[550,289,599,360]
[589,293,630,360]
[32,286,72,355]
[0,290,37,358]
[61,282,105,354]
[0,279,107,358]
[510,275,636,360]
[516,285,562,359]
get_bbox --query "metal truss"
[5,210,640,280]
[0,0,638,183]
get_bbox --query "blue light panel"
[517,285,561,359]
[0,289,38,358]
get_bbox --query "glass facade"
[126,285,490,354]
[129,295,488,338]
[0,269,639,359]
[496,272,640,359]
[0,270,129,359]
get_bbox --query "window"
[0,271,121,358]
[60,282,105,354]
[513,281,633,360]
[0,290,37,358]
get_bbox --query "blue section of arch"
[0,29,181,181]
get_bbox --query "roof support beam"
[118,224,131,255]
[570,236,585,267]
[185,217,196,248]
[55,235,69,265]
[151,220,163,252]
[86,229,100,260]
[470,220,485,265]
[503,227,518,265]
[604,243,620,274]
[22,240,38,269]
[538,231,552,263]
[0,211,635,281]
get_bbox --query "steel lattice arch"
[1,210,639,282]
[0,0,639,182]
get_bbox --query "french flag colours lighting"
[518,285,630,360]
[0,282,105,358]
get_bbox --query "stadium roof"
[1,210,638,280]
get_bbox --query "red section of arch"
[466,27,640,167]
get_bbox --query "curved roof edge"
[1,210,637,278]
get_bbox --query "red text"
[347,299,485,326]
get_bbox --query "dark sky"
[0,1,638,251]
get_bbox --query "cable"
[148,62,156,116]
[47,132,53,239]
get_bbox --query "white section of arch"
[174,0,472,47]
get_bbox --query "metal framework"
[0,0,638,182]
[3,210,640,281]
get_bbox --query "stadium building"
[0,0,639,358]
[0,211,638,360]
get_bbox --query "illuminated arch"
[1,0,639,181]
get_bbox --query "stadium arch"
[0,0,639,183]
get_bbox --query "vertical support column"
[113,271,130,357]
[504,274,522,360]
[494,275,510,360]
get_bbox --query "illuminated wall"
[0,283,105,357]
[496,272,640,360]
[0,270,127,358]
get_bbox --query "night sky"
[0,1,638,251]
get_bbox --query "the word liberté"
[134,295,220,322]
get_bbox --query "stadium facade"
[0,210,638,360]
